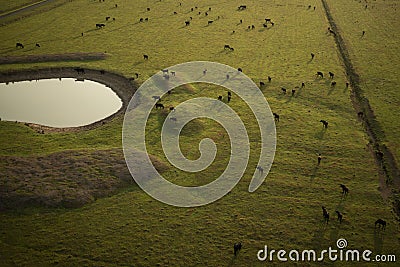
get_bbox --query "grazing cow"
[281,87,287,94]
[229,47,234,51]
[357,111,364,118]
[209,7,211,11]
[317,154,322,165]
[336,211,343,224]
[227,95,231,102]
[239,19,243,24]
[331,81,337,87]
[145,18,148,21]
[113,18,116,21]
[190,17,192,20]
[301,82,305,88]
[375,219,386,230]
[155,103,164,109]
[174,11,178,15]
[273,113,280,122]
[346,82,349,88]
[316,71,324,78]
[135,73,140,78]
[247,25,251,30]
[74,67,85,74]
[251,25,255,29]
[263,23,268,28]
[362,31,365,37]
[208,20,213,25]
[171,71,176,76]
[320,120,328,128]
[191,7,194,11]
[270,21,274,26]
[268,76,272,82]
[169,106,175,111]
[265,18,271,23]
[234,242,242,256]
[162,69,169,74]
[106,16,110,21]
[227,91,232,97]
[205,12,208,16]
[203,69,207,75]
[339,184,349,196]
[329,29,336,36]
[140,18,144,22]
[322,206,329,224]
[329,72,334,79]
[256,165,264,173]
[198,12,201,15]
[311,53,315,59]
[260,81,265,87]
[96,23,105,28]
[35,43,40,47]
[152,96,161,100]
[224,44,231,50]
[226,74,230,79]
[143,54,149,60]
[238,5,247,10]
[237,68,242,72]
[81,32,84,36]
[185,21,190,26]
[291,89,296,96]
[147,7,150,11]
[115,4,118,8]
[218,95,223,101]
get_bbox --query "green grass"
[326,0,400,162]
[0,0,41,14]
[0,0,399,266]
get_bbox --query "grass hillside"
[0,0,399,266]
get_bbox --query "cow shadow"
[314,128,326,139]
[373,229,385,254]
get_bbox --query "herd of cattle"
[11,0,388,258]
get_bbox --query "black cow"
[234,242,242,256]
[322,206,329,224]
[143,54,149,60]
[273,113,280,122]
[339,184,349,196]
[281,87,287,94]
[16,42,24,48]
[375,219,386,230]
[74,67,85,74]
[336,211,343,224]
[329,72,334,79]
[316,71,324,78]
[268,76,272,82]
[35,43,40,47]
[260,81,265,87]
[155,103,164,109]
[238,5,247,10]
[320,120,328,128]
[331,81,337,87]
[185,21,190,26]
[237,68,242,72]
[208,20,213,25]
[96,23,105,28]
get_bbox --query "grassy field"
[0,0,42,15]
[0,0,399,266]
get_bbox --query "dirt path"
[321,0,399,217]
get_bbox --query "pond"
[0,78,122,128]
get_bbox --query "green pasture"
[0,0,399,266]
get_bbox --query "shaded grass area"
[0,0,399,265]
[0,0,40,14]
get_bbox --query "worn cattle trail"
[320,0,400,215]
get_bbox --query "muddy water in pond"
[0,78,122,127]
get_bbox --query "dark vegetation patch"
[0,52,107,64]
[0,148,168,210]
